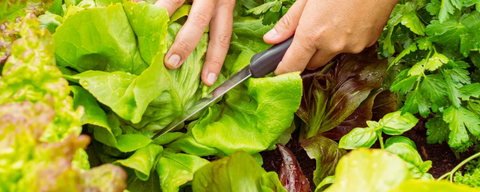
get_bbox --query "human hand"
[264,0,398,75]
[155,0,235,86]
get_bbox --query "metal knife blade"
[151,66,252,140]
[150,36,294,140]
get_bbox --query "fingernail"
[168,54,181,67]
[207,73,217,85]
[265,29,278,39]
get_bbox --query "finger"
[164,0,215,69]
[305,50,338,70]
[202,1,234,86]
[263,0,307,44]
[274,33,316,75]
[154,0,186,16]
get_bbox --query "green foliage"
[380,0,480,151]
[454,160,480,188]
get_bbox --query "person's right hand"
[264,0,398,75]
[155,0,236,86]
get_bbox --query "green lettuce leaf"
[324,148,412,192]
[115,144,163,181]
[156,151,210,192]
[192,151,286,192]
[191,72,302,155]
[388,180,479,192]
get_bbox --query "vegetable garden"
[3,0,480,191]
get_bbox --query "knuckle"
[169,0,183,7]
[221,0,236,8]
[191,12,210,29]
[277,15,293,31]
[208,56,224,68]
[302,28,323,45]
[175,39,193,52]
[217,34,231,49]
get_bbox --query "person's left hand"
[155,0,236,86]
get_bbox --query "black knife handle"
[249,36,294,78]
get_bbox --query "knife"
[151,36,294,140]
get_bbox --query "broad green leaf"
[301,136,346,185]
[192,151,286,192]
[66,3,172,124]
[156,151,210,192]
[338,127,377,149]
[123,0,168,66]
[388,180,479,192]
[115,144,163,181]
[191,72,302,155]
[325,149,411,192]
[166,131,221,157]
[385,136,417,149]
[380,111,419,135]
[443,106,480,148]
[385,143,432,179]
[54,4,149,74]
[70,85,110,129]
[152,132,185,145]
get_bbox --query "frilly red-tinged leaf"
[0,0,54,23]
[297,46,388,139]
[277,144,310,192]
[0,101,55,141]
[0,13,83,142]
[323,90,397,140]
[300,136,346,186]
[82,164,128,192]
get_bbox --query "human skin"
[154,0,399,85]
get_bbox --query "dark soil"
[400,117,476,178]
[261,117,476,192]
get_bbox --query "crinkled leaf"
[54,3,149,74]
[191,72,302,155]
[300,136,346,186]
